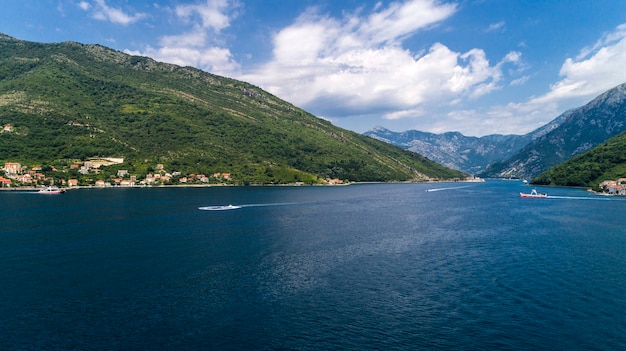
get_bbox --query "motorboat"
[38,186,66,194]
[198,204,242,211]
[520,189,547,198]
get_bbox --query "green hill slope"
[532,131,626,189]
[0,34,465,184]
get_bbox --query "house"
[4,162,21,175]
[213,172,231,180]
[144,174,155,184]
[17,174,32,184]
[120,179,133,187]
[117,170,129,177]
[600,180,626,195]
[0,176,12,187]
[68,179,79,187]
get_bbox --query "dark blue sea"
[2,180,626,350]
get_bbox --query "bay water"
[1,180,625,350]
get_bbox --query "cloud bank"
[104,0,626,136]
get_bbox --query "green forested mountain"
[0,34,465,184]
[532,131,626,189]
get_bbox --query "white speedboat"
[38,186,65,194]
[198,204,241,211]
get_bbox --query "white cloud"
[83,0,147,25]
[78,2,90,11]
[486,21,505,33]
[531,23,626,105]
[240,0,521,123]
[436,23,626,136]
[176,0,235,32]
[127,0,240,75]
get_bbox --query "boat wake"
[545,195,614,201]
[198,202,297,211]
[426,185,473,192]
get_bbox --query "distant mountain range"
[366,82,626,179]
[364,116,564,175]
[0,33,465,184]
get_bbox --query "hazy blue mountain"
[364,116,564,175]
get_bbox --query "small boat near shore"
[38,186,66,194]
[520,189,547,198]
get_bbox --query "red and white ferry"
[520,189,547,198]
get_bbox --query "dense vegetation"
[532,131,626,189]
[0,34,465,184]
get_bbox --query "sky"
[3,1,626,136]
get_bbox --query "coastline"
[0,178,484,191]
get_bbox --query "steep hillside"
[364,116,564,174]
[532,131,626,189]
[480,83,626,179]
[0,34,465,184]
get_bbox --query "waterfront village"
[0,158,234,189]
[598,179,626,195]
[0,158,346,189]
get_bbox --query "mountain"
[480,83,626,179]
[364,117,564,175]
[0,34,466,184]
[532,130,626,189]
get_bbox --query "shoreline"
[0,178,483,191]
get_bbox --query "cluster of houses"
[599,179,626,195]
[1,159,233,188]
[1,162,53,188]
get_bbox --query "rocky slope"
[480,83,626,179]
[364,116,564,175]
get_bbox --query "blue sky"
[3,1,626,136]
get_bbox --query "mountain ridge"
[0,34,466,184]
[364,114,565,175]
[480,83,626,179]
[365,83,626,179]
